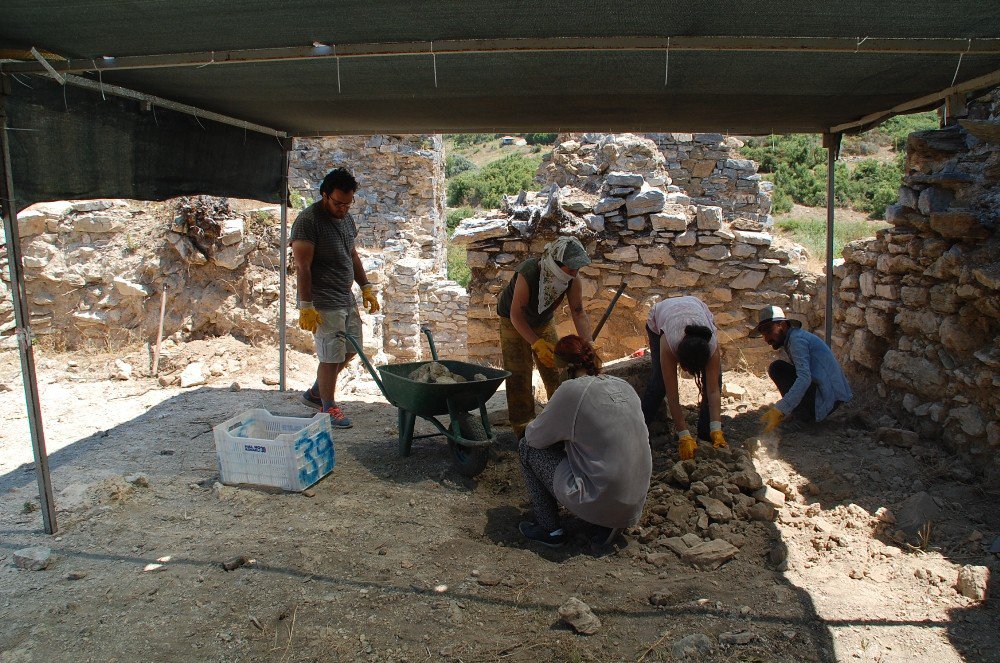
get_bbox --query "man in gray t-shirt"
[290,168,380,428]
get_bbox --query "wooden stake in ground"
[152,286,167,375]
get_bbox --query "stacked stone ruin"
[3,135,468,364]
[458,134,823,371]
[834,93,1000,478]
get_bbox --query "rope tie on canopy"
[431,41,438,88]
[664,37,670,86]
[856,36,869,52]
[92,60,106,100]
[950,38,973,87]
[335,45,341,93]
[197,51,216,68]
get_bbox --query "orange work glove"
[298,302,321,333]
[361,284,380,313]
[531,339,556,369]
[677,434,697,461]
[761,407,785,433]
[710,429,728,449]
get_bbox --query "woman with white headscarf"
[496,237,594,439]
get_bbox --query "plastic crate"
[214,408,335,491]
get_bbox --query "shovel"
[592,281,627,341]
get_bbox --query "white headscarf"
[538,237,576,314]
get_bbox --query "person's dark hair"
[677,324,713,393]
[320,168,359,196]
[555,335,602,376]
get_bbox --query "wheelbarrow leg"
[398,408,416,457]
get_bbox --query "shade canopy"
[3,1,999,136]
[2,2,1000,205]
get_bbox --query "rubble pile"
[635,443,780,569]
[407,361,487,384]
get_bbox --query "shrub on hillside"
[525,133,558,145]
[445,154,476,178]
[446,206,475,232]
[450,133,499,146]
[446,154,542,208]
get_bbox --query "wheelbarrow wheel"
[448,412,490,478]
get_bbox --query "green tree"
[446,154,542,208]
[445,154,475,178]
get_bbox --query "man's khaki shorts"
[315,307,363,364]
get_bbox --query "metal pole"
[0,92,57,533]
[278,142,290,391]
[823,133,841,347]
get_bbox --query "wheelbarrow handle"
[337,331,387,397]
[420,326,439,361]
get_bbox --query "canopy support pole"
[0,87,57,534]
[822,132,842,347]
[278,141,291,391]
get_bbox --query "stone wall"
[3,135,468,362]
[833,93,1000,478]
[539,133,772,229]
[457,134,822,371]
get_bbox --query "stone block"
[686,258,719,275]
[663,268,700,287]
[708,287,732,302]
[864,308,894,338]
[73,214,121,234]
[731,270,765,290]
[16,210,48,236]
[957,565,990,601]
[880,351,945,398]
[681,539,739,570]
[219,218,245,245]
[675,230,697,246]
[949,405,986,437]
[731,243,755,258]
[696,206,723,230]
[930,209,990,240]
[917,186,954,215]
[113,277,150,298]
[897,491,941,535]
[450,217,509,245]
[603,245,639,262]
[626,188,666,216]
[584,214,605,232]
[733,230,772,246]
[14,546,53,571]
[753,486,786,508]
[606,171,645,187]
[900,286,928,307]
[695,245,730,261]
[930,284,960,314]
[627,216,647,231]
[638,246,675,266]
[650,211,688,231]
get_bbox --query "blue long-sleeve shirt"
[776,327,852,420]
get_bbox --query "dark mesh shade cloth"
[4,78,285,211]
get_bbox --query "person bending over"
[640,296,726,460]
[517,335,651,549]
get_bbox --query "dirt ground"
[0,338,997,662]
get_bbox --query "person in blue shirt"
[752,306,852,432]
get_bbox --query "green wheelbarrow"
[339,328,510,477]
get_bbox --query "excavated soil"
[0,338,997,662]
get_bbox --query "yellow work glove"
[761,407,785,433]
[710,429,728,449]
[677,434,696,461]
[531,338,556,369]
[361,284,380,313]
[298,302,321,333]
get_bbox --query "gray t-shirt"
[289,202,358,309]
[525,375,652,529]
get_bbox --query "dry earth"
[0,338,997,662]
